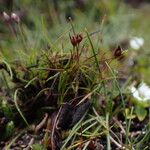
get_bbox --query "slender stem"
[2,71,10,91]
[105,62,129,144]
[86,29,107,102]
[69,17,76,35]
[86,30,101,77]
[106,113,111,150]
[18,23,27,52]
[126,107,134,144]
[14,89,29,127]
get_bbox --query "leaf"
[70,101,91,128]
[32,144,46,150]
[4,121,14,139]
[57,101,91,130]
[135,105,147,121]
[57,103,74,130]
[125,108,136,119]
[2,100,13,120]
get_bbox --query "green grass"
[0,26,149,149]
[0,0,150,149]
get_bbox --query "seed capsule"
[70,34,83,46]
[114,46,122,58]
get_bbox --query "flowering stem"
[69,17,76,35]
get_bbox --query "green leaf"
[2,100,13,120]
[125,108,136,119]
[4,121,15,139]
[135,105,147,121]
[32,144,46,150]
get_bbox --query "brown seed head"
[70,33,83,47]
[114,46,122,58]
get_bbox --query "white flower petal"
[3,12,10,21]
[129,37,144,50]
[138,83,150,100]
[130,82,150,102]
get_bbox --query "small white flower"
[129,37,144,50]
[2,12,20,23]
[138,83,150,100]
[3,12,10,21]
[11,13,20,23]
[130,82,150,102]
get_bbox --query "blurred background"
[0,0,150,84]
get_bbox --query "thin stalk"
[18,23,28,52]
[106,113,111,150]
[86,29,107,109]
[24,77,38,88]
[105,62,129,144]
[126,107,134,144]
[2,59,13,80]
[85,29,101,77]
[1,71,10,91]
[14,89,29,127]
[69,17,76,35]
